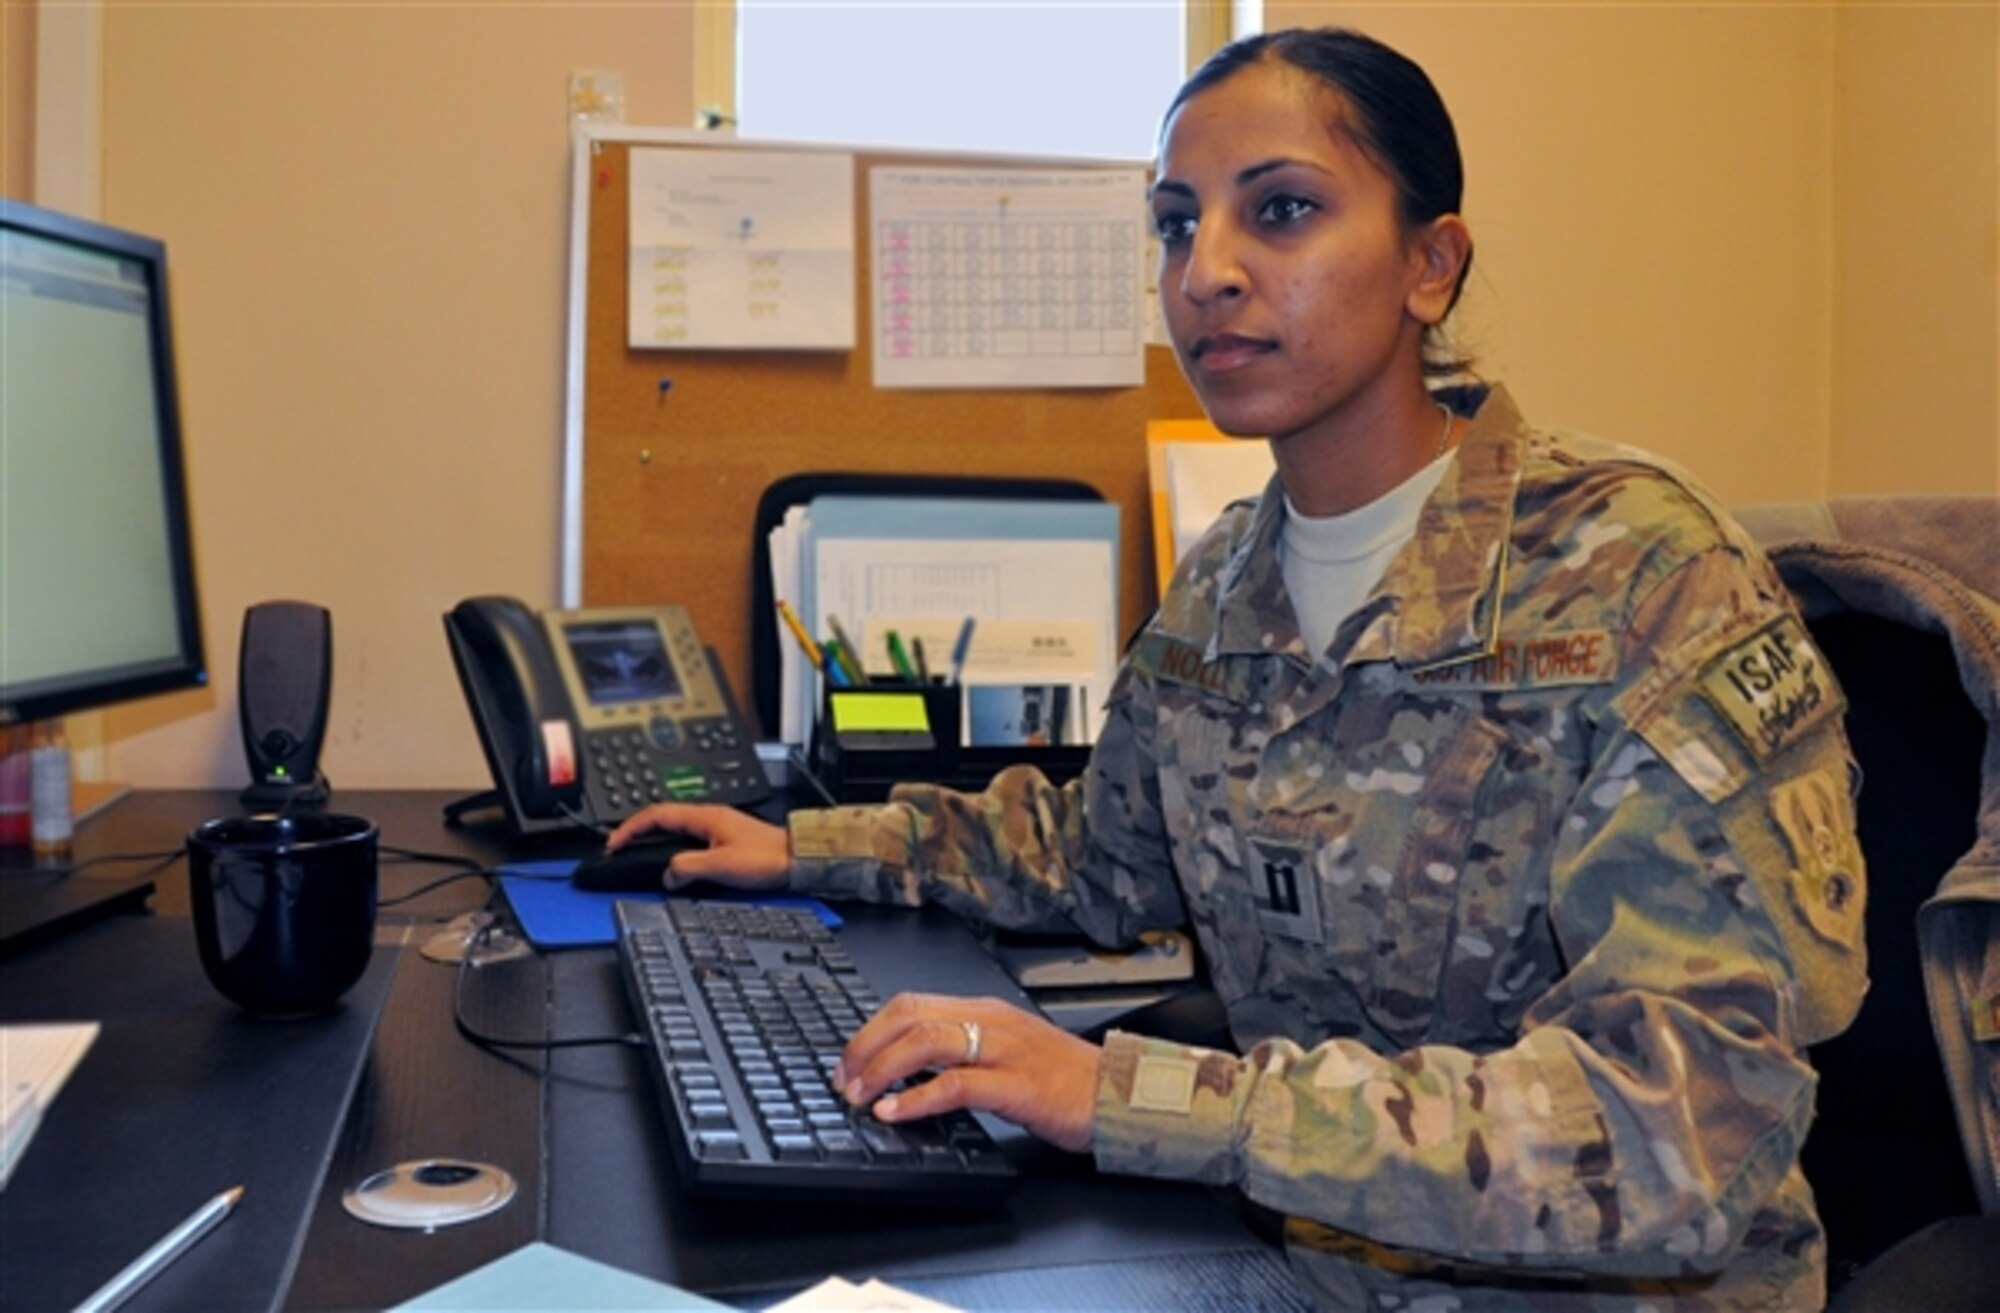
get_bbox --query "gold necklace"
[1434,401,1455,459]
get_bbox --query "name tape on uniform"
[1411,630,1618,691]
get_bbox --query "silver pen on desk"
[76,1184,245,1313]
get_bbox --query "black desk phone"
[443,596,769,837]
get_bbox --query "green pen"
[885,630,917,682]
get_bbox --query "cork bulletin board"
[562,127,1205,735]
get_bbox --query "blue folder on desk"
[394,1241,727,1309]
[497,863,838,950]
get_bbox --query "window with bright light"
[734,1,1190,161]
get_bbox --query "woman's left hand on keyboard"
[835,991,1100,1154]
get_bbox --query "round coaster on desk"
[341,1159,517,1230]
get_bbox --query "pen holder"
[812,679,960,803]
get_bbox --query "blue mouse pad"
[496,863,839,950]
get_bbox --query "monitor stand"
[0,849,157,959]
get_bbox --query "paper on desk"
[393,1240,727,1309]
[802,497,1118,748]
[863,617,1100,745]
[629,147,855,350]
[773,502,813,746]
[1164,440,1274,574]
[1144,417,1252,591]
[764,1275,963,1313]
[0,1021,99,1190]
[811,539,1114,734]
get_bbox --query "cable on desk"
[382,844,492,870]
[449,919,642,1055]
[55,849,185,878]
[786,745,841,808]
[557,802,612,837]
[376,846,495,908]
[377,869,489,908]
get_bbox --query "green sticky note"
[829,691,931,734]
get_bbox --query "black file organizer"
[811,680,1091,802]
[749,472,1106,739]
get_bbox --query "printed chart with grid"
[877,218,1140,365]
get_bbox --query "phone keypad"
[585,721,766,819]
[686,716,742,754]
[588,727,671,817]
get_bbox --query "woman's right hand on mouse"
[605,802,792,891]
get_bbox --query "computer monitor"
[0,199,207,950]
[0,199,206,727]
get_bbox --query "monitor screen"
[0,200,206,725]
[561,619,683,707]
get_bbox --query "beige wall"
[1830,5,1998,496]
[1270,2,1839,499]
[1272,1,1996,500]
[95,4,696,790]
[0,0,31,197]
[14,3,1999,789]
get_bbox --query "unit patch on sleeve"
[1694,615,1842,761]
[1769,769,1866,946]
[1975,995,2000,1045]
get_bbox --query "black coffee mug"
[188,812,378,1016]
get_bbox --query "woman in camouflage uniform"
[612,28,1867,1309]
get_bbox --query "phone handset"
[446,596,770,836]
[444,596,583,820]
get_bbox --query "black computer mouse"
[570,833,706,893]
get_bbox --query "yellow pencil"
[774,599,825,671]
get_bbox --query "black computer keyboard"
[614,899,1017,1205]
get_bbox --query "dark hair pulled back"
[1166,28,1475,378]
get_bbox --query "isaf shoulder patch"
[1694,616,1842,762]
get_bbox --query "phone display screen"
[562,620,683,707]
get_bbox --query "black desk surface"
[0,790,1297,1311]
[0,916,398,1310]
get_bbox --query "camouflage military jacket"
[788,385,1868,1309]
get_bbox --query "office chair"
[748,471,1103,738]
[1796,611,1984,1283]
[1741,499,2000,1310]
